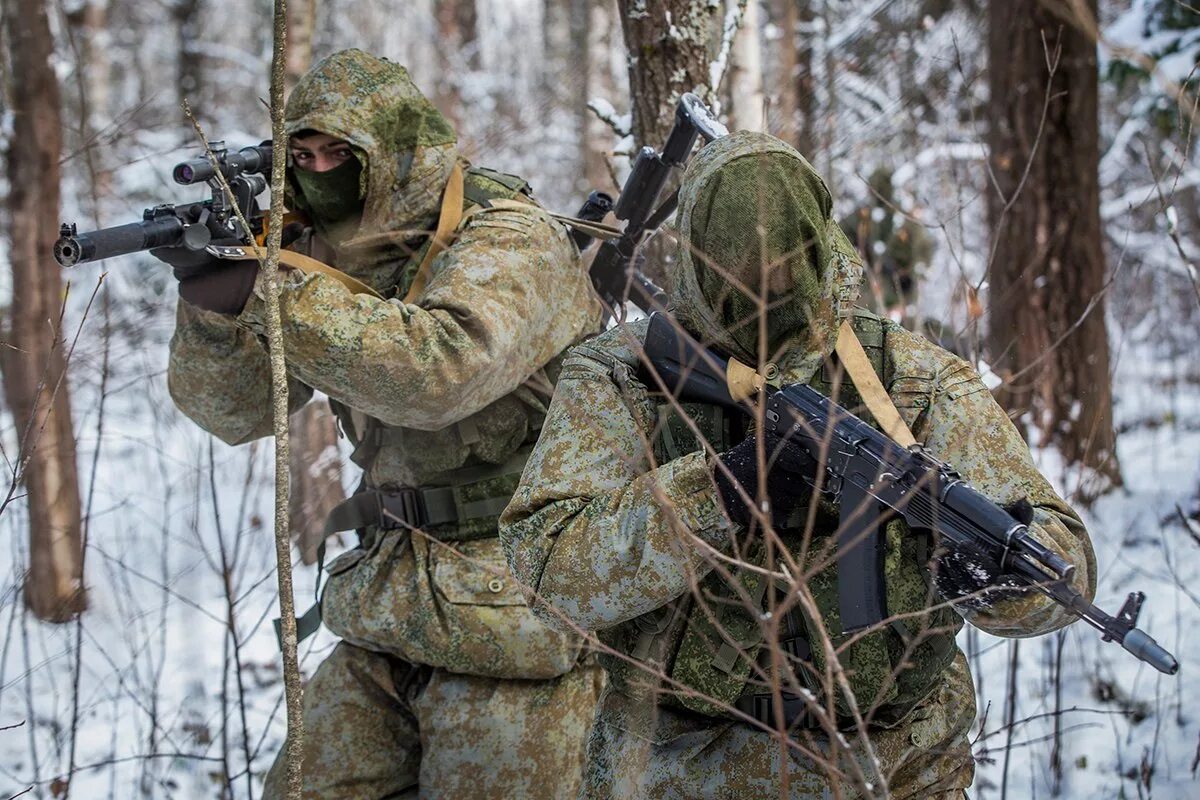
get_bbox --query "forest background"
[1,0,1198,797]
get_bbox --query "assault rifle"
[587,93,727,311]
[54,141,272,268]
[641,312,1179,675]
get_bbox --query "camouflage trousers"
[580,653,977,800]
[263,642,605,799]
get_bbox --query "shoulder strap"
[834,319,916,447]
[401,163,465,304]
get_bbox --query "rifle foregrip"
[1122,628,1179,675]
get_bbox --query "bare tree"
[288,402,344,565]
[1,0,86,621]
[728,0,765,132]
[285,0,318,92]
[985,0,1122,490]
[616,0,724,149]
[174,0,203,123]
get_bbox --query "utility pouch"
[321,532,582,680]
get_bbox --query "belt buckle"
[377,488,428,530]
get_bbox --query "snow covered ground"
[1,247,1196,800]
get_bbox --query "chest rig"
[623,309,959,731]
[324,166,546,542]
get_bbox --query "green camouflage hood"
[284,49,457,274]
[671,131,863,378]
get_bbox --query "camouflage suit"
[168,50,604,798]
[500,132,1096,799]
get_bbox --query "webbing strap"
[324,447,533,535]
[277,250,382,298]
[467,198,625,242]
[275,539,326,650]
[208,244,383,298]
[402,163,465,304]
[834,319,916,447]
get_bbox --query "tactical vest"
[610,309,960,729]
[326,165,547,541]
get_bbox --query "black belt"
[735,620,817,730]
[323,448,533,539]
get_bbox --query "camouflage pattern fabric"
[167,49,603,795]
[500,132,1096,797]
[261,643,606,799]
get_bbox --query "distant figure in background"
[839,167,933,323]
[840,167,971,356]
[157,49,604,799]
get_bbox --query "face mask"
[291,156,365,240]
[690,152,832,358]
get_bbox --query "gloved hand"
[711,430,817,530]
[932,499,1033,609]
[151,236,243,281]
[152,238,260,316]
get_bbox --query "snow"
[3,1,1199,798]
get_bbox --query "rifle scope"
[173,143,272,186]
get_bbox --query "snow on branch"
[588,98,632,138]
[709,0,749,99]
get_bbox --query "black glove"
[177,259,259,316]
[931,499,1033,609]
[152,237,260,315]
[712,430,817,530]
[151,236,243,281]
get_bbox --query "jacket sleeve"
[897,334,1097,638]
[500,334,735,632]
[234,207,600,431]
[168,300,314,446]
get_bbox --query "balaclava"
[284,49,458,285]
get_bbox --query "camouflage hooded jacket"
[167,51,601,673]
[501,132,1096,722]
[169,49,599,486]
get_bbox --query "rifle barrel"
[54,216,185,267]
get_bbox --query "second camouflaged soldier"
[500,131,1096,798]
[162,50,604,798]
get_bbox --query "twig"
[264,2,305,795]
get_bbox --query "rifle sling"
[831,319,915,633]
[834,319,916,447]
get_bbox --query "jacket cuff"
[655,450,735,553]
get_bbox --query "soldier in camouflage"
[500,131,1096,799]
[162,49,605,798]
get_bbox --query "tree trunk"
[174,0,203,123]
[2,0,87,622]
[985,0,1121,491]
[433,0,479,131]
[728,0,765,132]
[616,0,723,149]
[616,0,723,287]
[64,0,113,217]
[768,0,798,143]
[285,0,318,93]
[795,0,817,157]
[281,0,346,564]
[287,401,344,566]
